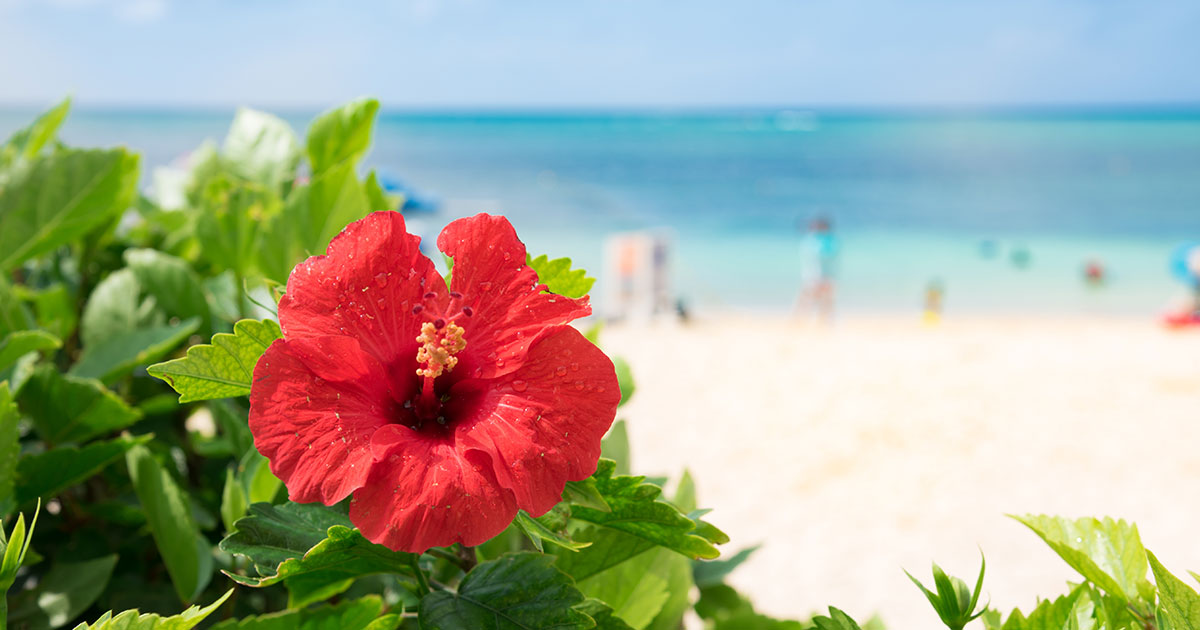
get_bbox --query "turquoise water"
[3,108,1198,316]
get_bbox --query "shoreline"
[600,314,1200,627]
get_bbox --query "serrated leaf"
[224,518,414,608]
[0,148,139,272]
[419,552,593,630]
[219,501,352,575]
[527,253,595,298]
[256,162,370,283]
[568,460,721,570]
[577,549,670,629]
[514,509,590,553]
[125,444,212,603]
[70,589,232,630]
[16,434,152,505]
[8,554,118,630]
[210,595,397,630]
[0,383,17,514]
[307,98,380,174]
[147,319,281,403]
[1149,551,1200,629]
[563,478,610,512]
[997,584,1089,630]
[644,549,692,630]
[1013,515,1150,603]
[19,365,142,444]
[71,318,200,384]
[223,108,300,190]
[0,330,61,373]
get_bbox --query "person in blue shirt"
[797,216,839,322]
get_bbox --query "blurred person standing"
[796,216,839,322]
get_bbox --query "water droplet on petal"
[555,366,568,377]
[570,362,580,372]
[573,380,585,391]
[512,380,528,392]
[374,272,388,288]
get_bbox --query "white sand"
[602,315,1200,628]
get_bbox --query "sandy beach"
[602,315,1200,628]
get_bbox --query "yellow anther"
[415,321,466,379]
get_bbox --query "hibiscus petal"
[351,425,518,552]
[454,326,620,516]
[249,335,400,505]
[437,214,590,378]
[279,211,447,368]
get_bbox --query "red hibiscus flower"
[249,211,620,552]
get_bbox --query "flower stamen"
[415,321,466,379]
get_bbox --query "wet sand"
[602,315,1200,627]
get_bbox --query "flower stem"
[409,556,432,596]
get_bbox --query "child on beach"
[796,216,839,322]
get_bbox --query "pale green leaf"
[124,248,211,332]
[223,108,300,190]
[601,421,630,476]
[577,548,671,629]
[125,444,212,603]
[576,600,636,630]
[19,365,142,444]
[210,595,396,630]
[1149,551,1200,629]
[364,171,400,212]
[147,319,281,403]
[1013,515,1150,603]
[306,98,380,174]
[419,553,593,630]
[527,253,595,298]
[16,434,151,505]
[0,330,62,373]
[79,269,162,349]
[513,509,590,553]
[0,278,35,339]
[0,97,70,169]
[0,148,139,272]
[195,176,279,277]
[70,589,232,630]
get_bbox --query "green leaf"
[576,549,670,629]
[514,509,590,553]
[125,444,212,603]
[124,249,211,333]
[0,278,35,339]
[16,434,151,505]
[644,550,692,630]
[71,318,200,384]
[613,357,635,408]
[19,366,142,444]
[8,554,118,630]
[0,148,139,272]
[223,108,300,190]
[220,467,248,535]
[561,459,721,582]
[70,589,232,630]
[195,176,279,277]
[563,478,611,512]
[1149,551,1200,629]
[576,600,635,630]
[79,269,161,349]
[996,585,1089,630]
[210,595,397,630]
[23,284,78,341]
[600,422,630,476]
[1,97,70,169]
[0,330,62,373]
[306,98,380,174]
[694,545,760,589]
[419,552,593,630]
[147,319,281,403]
[0,501,40,590]
[224,510,415,608]
[364,171,400,212]
[257,162,369,283]
[0,383,18,514]
[810,607,864,630]
[527,253,596,298]
[219,501,352,575]
[1013,515,1150,603]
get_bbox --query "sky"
[1,0,1199,109]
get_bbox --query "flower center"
[409,319,466,428]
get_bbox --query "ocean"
[3,107,1199,317]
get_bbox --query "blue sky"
[2,0,1198,109]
